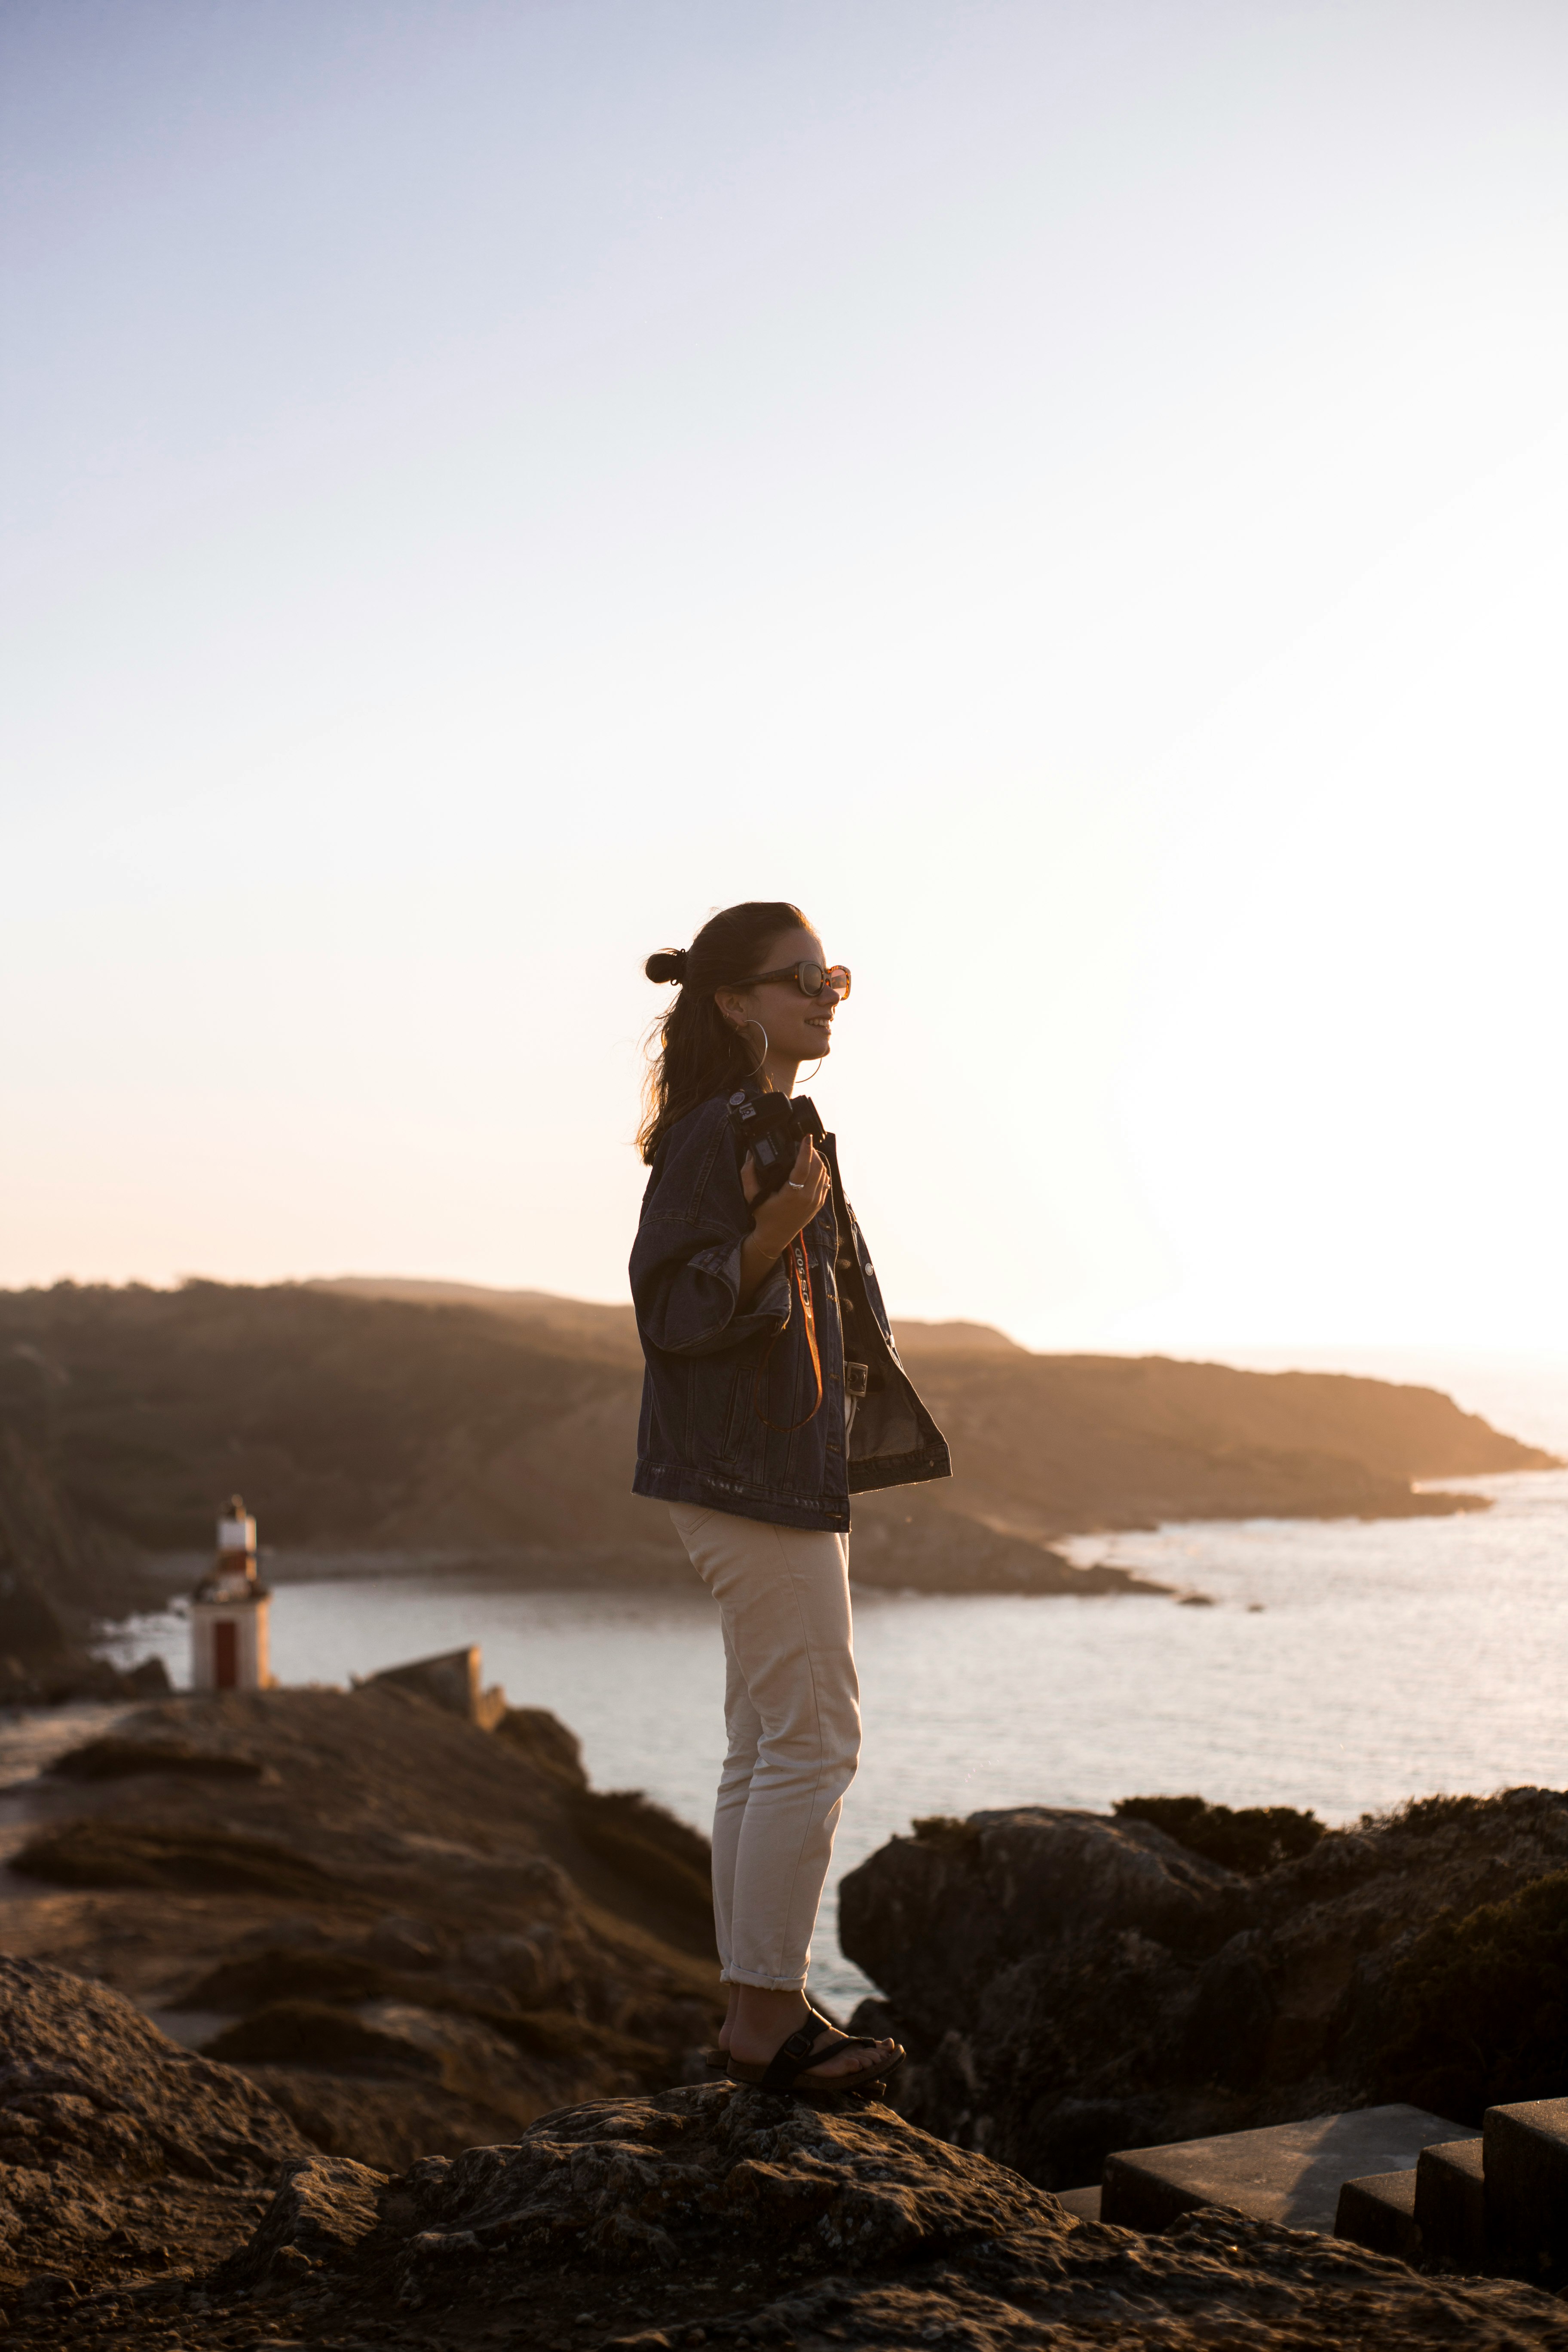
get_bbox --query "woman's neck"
[760,1050,801,1097]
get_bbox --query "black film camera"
[727,1090,822,1204]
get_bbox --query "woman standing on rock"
[631,901,950,2097]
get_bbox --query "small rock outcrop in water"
[5,2028,1568,2349]
[839,1788,1568,2193]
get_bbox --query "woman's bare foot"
[729,1986,895,2082]
[716,1987,740,2054]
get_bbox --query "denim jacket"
[629,1085,952,1532]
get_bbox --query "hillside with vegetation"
[0,1279,1554,1624]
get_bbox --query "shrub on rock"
[1380,1867,1568,2121]
[1112,1794,1326,1876]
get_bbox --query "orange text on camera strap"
[751,1230,824,1432]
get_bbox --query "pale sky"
[4,0,1567,1354]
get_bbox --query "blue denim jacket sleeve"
[630,1097,793,1358]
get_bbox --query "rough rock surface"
[11,2080,1568,2349]
[0,1957,310,2309]
[217,2151,387,2285]
[1,1687,723,2171]
[839,1788,1568,2189]
[0,1954,308,2183]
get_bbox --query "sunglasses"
[744,961,851,1001]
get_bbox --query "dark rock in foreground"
[16,2073,1568,2349]
[3,1943,1568,2346]
[0,1954,308,2183]
[839,1788,1568,2195]
[0,1957,309,2314]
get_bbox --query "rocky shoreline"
[3,1953,1568,2349]
[2,1687,1568,2343]
[121,1533,1174,1605]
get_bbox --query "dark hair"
[638,900,807,1163]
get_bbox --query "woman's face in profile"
[732,925,841,1066]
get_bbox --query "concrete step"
[1336,2135,1490,2271]
[1484,2096,1568,2289]
[1101,2104,1466,2235]
[1334,2168,1420,2263]
[1054,2185,1102,2222]
[1414,2137,1485,2271]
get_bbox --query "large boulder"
[839,1788,1568,2191]
[841,1806,1240,2009]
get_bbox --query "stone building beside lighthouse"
[190,1495,272,1690]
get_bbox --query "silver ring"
[786,1180,806,1190]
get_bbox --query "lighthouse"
[190,1496,272,1691]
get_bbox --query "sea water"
[94,1448,1568,2010]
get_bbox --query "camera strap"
[751,1232,824,1432]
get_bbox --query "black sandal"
[726,2018,903,2100]
[701,1998,841,2074]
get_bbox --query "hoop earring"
[797,1058,824,1084]
[738,1018,769,1079]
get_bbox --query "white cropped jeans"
[668,1503,861,1992]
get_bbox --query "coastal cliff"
[0,1421,172,1704]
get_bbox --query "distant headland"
[0,1279,1556,1660]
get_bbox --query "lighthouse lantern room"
[190,1495,272,1691]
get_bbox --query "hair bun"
[645,947,689,984]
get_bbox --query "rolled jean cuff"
[721,1965,810,1992]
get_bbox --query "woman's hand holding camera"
[744,1136,830,1239]
[738,1138,830,1304]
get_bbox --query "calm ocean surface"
[95,1347,1568,2010]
